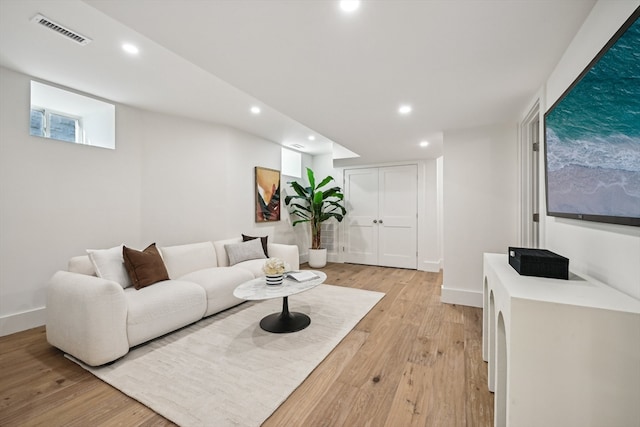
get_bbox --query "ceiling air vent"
[30,14,92,46]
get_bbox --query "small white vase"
[308,248,327,268]
[265,274,284,286]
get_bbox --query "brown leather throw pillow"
[123,243,170,290]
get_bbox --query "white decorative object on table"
[263,258,289,285]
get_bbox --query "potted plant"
[285,168,346,268]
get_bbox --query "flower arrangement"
[262,258,289,275]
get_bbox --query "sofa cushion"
[180,267,253,316]
[123,243,170,290]
[125,280,206,347]
[87,245,132,289]
[225,238,266,266]
[234,258,270,278]
[159,241,217,279]
[242,234,269,257]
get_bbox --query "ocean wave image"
[545,14,640,219]
[546,129,640,173]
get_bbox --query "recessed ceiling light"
[250,106,261,114]
[398,105,412,115]
[420,140,430,147]
[122,43,139,55]
[308,135,316,141]
[340,0,361,13]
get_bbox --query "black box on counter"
[508,247,569,280]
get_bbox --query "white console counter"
[483,253,640,427]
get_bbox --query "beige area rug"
[68,284,384,427]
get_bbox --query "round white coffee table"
[233,271,326,333]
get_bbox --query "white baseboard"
[0,306,46,337]
[420,259,442,272]
[440,285,483,308]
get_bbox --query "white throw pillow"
[86,245,132,289]
[225,238,267,266]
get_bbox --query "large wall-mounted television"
[544,7,639,227]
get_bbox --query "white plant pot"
[308,248,327,268]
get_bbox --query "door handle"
[379,219,383,224]
[373,220,378,224]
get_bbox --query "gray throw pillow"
[225,238,267,266]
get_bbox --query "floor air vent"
[31,14,92,46]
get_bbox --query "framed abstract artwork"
[255,167,281,222]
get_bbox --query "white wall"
[541,0,640,299]
[311,153,337,186]
[0,67,300,335]
[279,151,314,258]
[0,67,143,335]
[420,159,441,272]
[441,123,519,307]
[137,110,295,247]
[311,153,341,261]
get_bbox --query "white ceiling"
[0,0,597,165]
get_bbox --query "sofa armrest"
[46,271,129,366]
[268,243,300,271]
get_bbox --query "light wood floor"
[0,263,493,426]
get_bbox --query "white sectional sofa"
[46,237,299,366]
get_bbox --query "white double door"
[344,165,418,269]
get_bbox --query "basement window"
[30,81,115,149]
[30,107,81,142]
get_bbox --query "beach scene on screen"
[545,17,640,218]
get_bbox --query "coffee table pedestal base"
[260,296,310,333]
